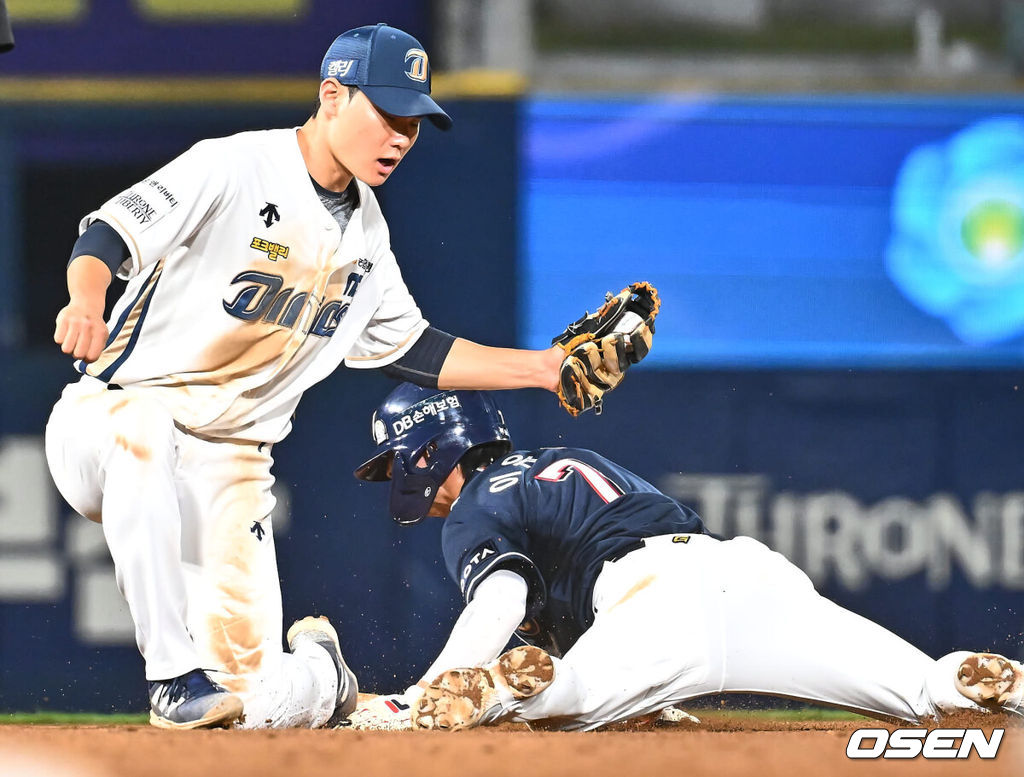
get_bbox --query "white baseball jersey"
[76,128,427,443]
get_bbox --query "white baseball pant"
[45,377,337,729]
[513,534,990,730]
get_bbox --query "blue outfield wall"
[1,95,1023,713]
[3,364,1023,712]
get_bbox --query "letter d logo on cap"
[405,48,428,82]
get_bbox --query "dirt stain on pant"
[196,443,277,695]
[114,434,151,461]
[607,575,656,612]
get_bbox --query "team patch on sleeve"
[459,540,499,594]
[108,180,178,229]
[144,177,179,208]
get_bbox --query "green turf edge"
[0,712,149,725]
[693,708,866,721]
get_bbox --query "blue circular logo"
[886,117,1024,344]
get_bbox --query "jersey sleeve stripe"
[77,259,161,376]
[75,256,160,374]
[463,551,538,602]
[85,259,165,382]
[97,262,165,382]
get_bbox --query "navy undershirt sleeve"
[379,327,456,388]
[69,220,130,277]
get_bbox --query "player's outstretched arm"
[437,338,562,392]
[416,569,529,687]
[346,571,528,731]
[54,255,112,362]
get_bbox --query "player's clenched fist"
[55,254,113,363]
[54,302,108,362]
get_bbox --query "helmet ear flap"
[388,452,436,525]
[459,441,512,479]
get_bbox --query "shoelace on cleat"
[151,669,226,707]
[151,677,189,707]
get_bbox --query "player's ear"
[318,78,347,117]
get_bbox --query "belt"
[95,379,267,449]
[605,533,707,563]
[605,538,646,563]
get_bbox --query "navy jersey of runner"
[440,447,707,655]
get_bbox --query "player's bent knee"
[45,414,104,523]
[54,482,103,524]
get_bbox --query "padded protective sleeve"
[379,326,456,388]
[69,220,131,277]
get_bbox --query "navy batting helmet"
[354,383,512,524]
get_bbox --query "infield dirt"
[1,717,1021,777]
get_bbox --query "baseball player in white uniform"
[46,24,565,730]
[349,384,1024,732]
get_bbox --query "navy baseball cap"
[320,23,451,131]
